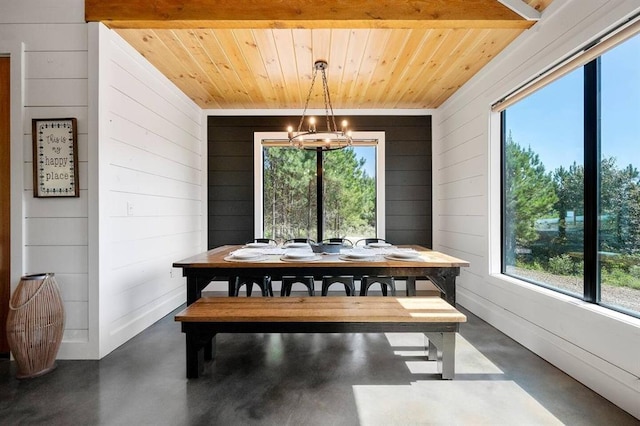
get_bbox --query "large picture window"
[502,33,640,318]
[255,132,385,243]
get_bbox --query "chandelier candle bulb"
[309,117,316,133]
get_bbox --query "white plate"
[343,251,375,259]
[384,254,424,262]
[245,242,270,248]
[282,250,316,259]
[230,249,264,260]
[339,254,377,262]
[386,250,422,260]
[280,254,322,262]
[224,255,267,262]
[284,242,310,249]
[368,242,392,248]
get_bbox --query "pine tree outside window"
[254,132,385,244]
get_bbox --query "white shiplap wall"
[94,24,204,357]
[1,0,94,358]
[2,1,205,359]
[434,0,640,418]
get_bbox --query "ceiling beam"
[86,0,534,29]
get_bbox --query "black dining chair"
[355,238,389,246]
[229,238,277,297]
[284,238,316,245]
[281,238,316,296]
[321,275,356,296]
[281,276,315,296]
[322,237,353,246]
[320,238,355,296]
[356,238,397,296]
[230,276,274,297]
[250,238,278,246]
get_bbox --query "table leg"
[405,277,416,296]
[425,268,459,306]
[186,272,217,305]
[186,274,200,306]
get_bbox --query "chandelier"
[287,60,353,151]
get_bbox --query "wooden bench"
[174,296,467,380]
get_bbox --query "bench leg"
[439,332,456,379]
[185,330,216,379]
[204,335,216,361]
[427,338,437,361]
[424,332,456,380]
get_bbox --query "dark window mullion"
[583,59,601,303]
[316,148,323,242]
[500,110,508,273]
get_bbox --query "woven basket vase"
[7,273,65,379]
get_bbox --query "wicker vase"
[6,273,65,379]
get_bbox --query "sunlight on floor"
[352,333,562,425]
[353,381,563,425]
[385,333,505,375]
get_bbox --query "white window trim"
[254,131,386,239]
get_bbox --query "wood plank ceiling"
[87,0,553,110]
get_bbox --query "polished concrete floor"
[1,302,637,426]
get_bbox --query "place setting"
[224,249,270,262]
[383,249,426,262]
[243,241,272,249]
[339,250,381,262]
[282,241,311,249]
[280,250,323,262]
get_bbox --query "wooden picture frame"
[32,118,79,198]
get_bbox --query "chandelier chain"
[321,68,338,133]
[297,67,318,134]
[287,60,353,151]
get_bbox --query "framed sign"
[32,118,79,197]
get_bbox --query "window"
[502,32,640,318]
[599,35,640,312]
[254,132,385,243]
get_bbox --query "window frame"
[500,48,639,319]
[253,131,386,240]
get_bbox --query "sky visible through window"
[354,146,375,177]
[356,37,639,180]
[507,35,639,173]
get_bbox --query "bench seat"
[175,296,466,379]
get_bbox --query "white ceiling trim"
[498,0,541,20]
[203,109,436,116]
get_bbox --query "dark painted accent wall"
[208,115,432,248]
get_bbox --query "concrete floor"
[1,303,637,425]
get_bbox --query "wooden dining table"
[173,244,469,306]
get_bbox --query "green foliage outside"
[324,148,376,238]
[263,146,375,242]
[505,134,640,291]
[504,132,557,265]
